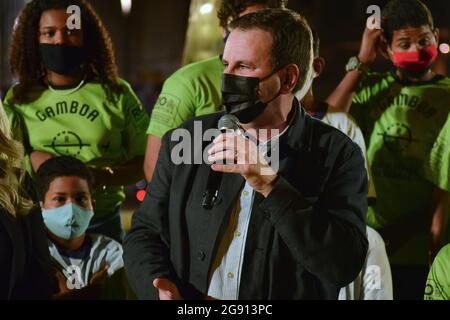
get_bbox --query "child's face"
[389,25,437,54]
[385,25,439,74]
[43,176,93,210]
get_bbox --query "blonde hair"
[0,101,33,216]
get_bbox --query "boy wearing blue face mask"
[327,0,450,299]
[36,156,126,299]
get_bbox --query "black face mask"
[39,44,86,76]
[221,71,281,124]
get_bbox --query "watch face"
[346,57,359,71]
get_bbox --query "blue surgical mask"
[42,203,94,240]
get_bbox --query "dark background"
[1,0,449,108]
[0,0,449,226]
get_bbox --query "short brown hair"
[230,8,313,92]
[217,0,288,28]
[382,0,435,44]
[35,156,94,201]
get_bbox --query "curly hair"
[9,0,124,105]
[0,101,33,217]
[217,0,288,28]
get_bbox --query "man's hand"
[208,132,278,198]
[358,16,384,66]
[153,278,182,300]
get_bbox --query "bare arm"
[326,71,365,113]
[30,151,54,172]
[90,156,145,187]
[326,18,383,112]
[143,135,162,183]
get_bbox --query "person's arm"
[90,156,145,187]
[326,19,383,113]
[123,131,182,300]
[259,145,369,287]
[29,150,145,187]
[427,117,450,264]
[210,132,369,287]
[144,74,196,183]
[30,151,53,172]
[429,187,450,264]
[144,135,162,182]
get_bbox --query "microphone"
[202,114,239,209]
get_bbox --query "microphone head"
[218,114,239,131]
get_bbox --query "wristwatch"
[345,56,369,73]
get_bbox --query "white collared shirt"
[207,110,295,300]
[207,182,255,300]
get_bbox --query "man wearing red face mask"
[327,0,450,300]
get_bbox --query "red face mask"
[393,44,438,73]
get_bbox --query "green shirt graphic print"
[3,79,149,220]
[147,55,225,138]
[351,72,450,265]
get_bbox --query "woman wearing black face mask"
[3,0,149,242]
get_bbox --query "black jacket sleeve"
[259,142,369,287]
[0,221,13,299]
[123,132,178,300]
[24,208,56,298]
[0,208,55,299]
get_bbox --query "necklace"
[48,76,86,95]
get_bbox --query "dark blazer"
[124,101,369,300]
[0,207,54,299]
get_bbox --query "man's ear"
[313,57,326,77]
[281,64,300,94]
[91,199,96,211]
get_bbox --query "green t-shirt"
[147,55,224,138]
[425,244,450,300]
[351,72,450,265]
[3,79,149,220]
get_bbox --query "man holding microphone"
[124,9,369,300]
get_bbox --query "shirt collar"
[280,97,308,152]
